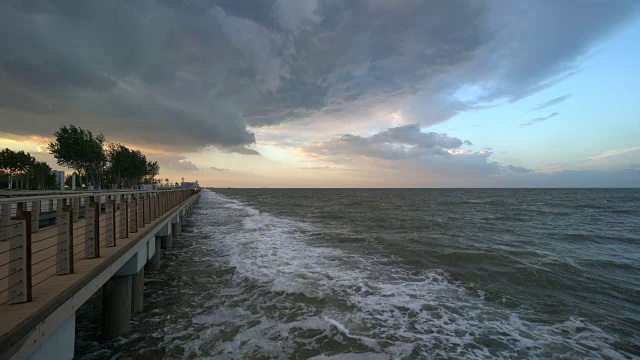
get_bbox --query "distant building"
[180,179,199,189]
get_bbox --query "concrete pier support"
[131,269,144,315]
[145,237,162,271]
[102,276,132,340]
[180,214,186,228]
[171,222,180,238]
[160,234,173,250]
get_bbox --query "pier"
[0,189,200,360]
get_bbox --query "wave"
[198,190,632,359]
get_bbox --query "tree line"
[0,149,56,190]
[1,125,161,190]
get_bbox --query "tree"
[30,161,54,190]
[143,161,160,184]
[105,144,149,188]
[0,148,36,189]
[15,150,35,189]
[0,148,17,188]
[0,148,15,188]
[48,125,107,189]
[0,149,55,190]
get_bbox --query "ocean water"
[76,189,640,359]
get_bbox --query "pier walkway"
[0,188,200,359]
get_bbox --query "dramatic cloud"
[296,124,513,180]
[530,94,572,112]
[519,112,559,128]
[299,124,466,160]
[0,0,638,154]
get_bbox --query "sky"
[0,0,639,188]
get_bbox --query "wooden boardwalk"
[0,189,199,359]
[0,212,169,336]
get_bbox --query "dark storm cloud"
[0,0,638,152]
[530,95,572,112]
[519,112,559,128]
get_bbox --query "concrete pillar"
[59,171,64,191]
[180,214,186,228]
[146,237,162,271]
[131,269,144,315]
[71,173,76,190]
[102,275,132,340]
[171,222,180,238]
[160,234,173,250]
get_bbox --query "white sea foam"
[172,191,633,359]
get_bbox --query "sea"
[75,188,640,359]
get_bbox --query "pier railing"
[0,189,199,306]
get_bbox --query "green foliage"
[106,144,150,188]
[31,161,54,189]
[0,148,54,189]
[143,161,160,184]
[48,125,107,188]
